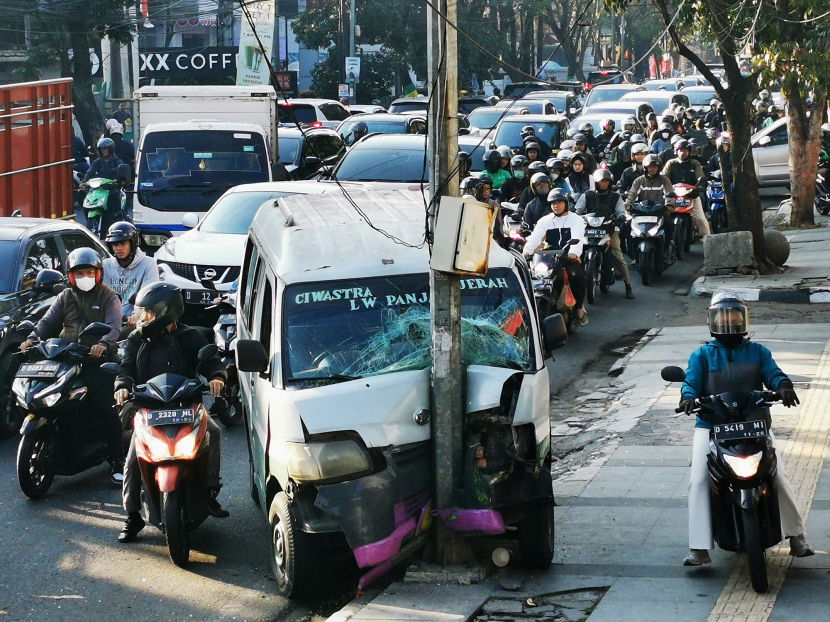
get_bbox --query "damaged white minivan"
[234,190,567,598]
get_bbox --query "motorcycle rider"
[578,122,596,151]
[20,248,124,484]
[650,123,674,155]
[573,133,598,174]
[663,139,711,237]
[645,112,659,137]
[109,123,135,176]
[703,99,721,129]
[102,221,159,327]
[608,141,632,183]
[346,120,369,144]
[525,142,543,164]
[680,293,813,566]
[618,143,649,194]
[593,119,617,157]
[521,126,552,159]
[564,153,594,203]
[762,105,781,128]
[659,134,685,166]
[497,146,513,173]
[523,188,588,326]
[607,118,637,155]
[625,154,676,253]
[115,283,229,543]
[709,135,733,186]
[84,137,126,233]
[575,169,635,299]
[522,173,553,230]
[499,155,530,203]
[518,161,549,211]
[483,149,511,189]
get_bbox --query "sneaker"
[789,535,815,557]
[625,286,635,300]
[206,488,230,519]
[117,512,145,543]
[683,549,712,566]
[109,462,124,487]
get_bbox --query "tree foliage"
[0,0,135,146]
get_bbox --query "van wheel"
[518,505,555,568]
[269,492,317,598]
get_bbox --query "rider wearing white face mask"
[20,248,125,483]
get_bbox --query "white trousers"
[692,197,711,237]
[689,427,805,550]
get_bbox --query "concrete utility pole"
[349,0,356,104]
[427,0,463,564]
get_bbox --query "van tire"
[517,504,555,569]
[269,492,316,598]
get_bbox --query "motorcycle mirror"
[116,163,133,187]
[661,366,686,382]
[100,362,120,375]
[568,238,580,246]
[18,320,35,334]
[542,314,568,355]
[80,322,113,339]
[51,283,67,295]
[198,344,219,361]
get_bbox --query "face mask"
[75,276,96,292]
[715,334,744,348]
[550,171,560,180]
[515,170,525,179]
[662,132,670,139]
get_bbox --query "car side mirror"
[542,314,568,354]
[236,339,269,373]
[304,156,320,166]
[182,212,199,229]
[661,365,686,382]
[758,135,772,147]
[117,163,133,187]
[100,362,120,375]
[79,322,112,339]
[458,128,471,136]
[569,107,577,115]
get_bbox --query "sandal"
[577,310,588,326]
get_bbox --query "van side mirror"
[542,314,568,354]
[661,366,686,382]
[117,163,133,187]
[182,212,199,229]
[236,339,269,373]
[79,322,112,339]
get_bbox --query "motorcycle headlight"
[533,262,552,278]
[12,377,27,406]
[723,451,762,479]
[285,440,372,483]
[587,216,604,227]
[34,367,75,400]
[630,227,643,238]
[648,223,662,236]
[42,393,61,408]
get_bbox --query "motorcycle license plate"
[17,362,60,378]
[635,216,659,223]
[183,289,214,305]
[586,228,604,236]
[676,199,690,207]
[147,408,195,427]
[218,313,236,324]
[713,420,767,441]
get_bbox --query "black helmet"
[573,133,587,146]
[520,125,536,138]
[97,137,115,157]
[548,159,566,173]
[525,141,541,157]
[601,118,615,132]
[570,152,588,169]
[348,120,369,142]
[547,188,569,208]
[105,221,140,260]
[511,155,529,179]
[675,139,690,151]
[578,122,594,137]
[458,150,472,176]
[460,176,485,201]
[530,173,551,197]
[33,269,64,293]
[708,292,749,338]
[483,148,501,173]
[476,173,494,190]
[66,247,103,287]
[527,161,548,176]
[646,112,657,122]
[134,282,185,338]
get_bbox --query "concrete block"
[703,231,754,272]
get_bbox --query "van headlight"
[285,440,372,483]
[723,452,762,479]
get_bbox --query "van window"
[247,258,263,328]
[258,279,273,356]
[282,269,533,387]
[239,242,259,327]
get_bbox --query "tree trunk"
[786,78,824,227]
[69,26,103,147]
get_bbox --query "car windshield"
[390,101,428,113]
[468,108,509,129]
[279,137,301,164]
[334,145,427,182]
[136,130,269,212]
[643,82,678,91]
[199,190,293,235]
[337,119,407,139]
[279,104,317,125]
[587,72,621,86]
[494,120,561,150]
[283,269,533,386]
[510,100,549,115]
[622,94,675,113]
[684,89,717,106]
[585,88,635,107]
[0,240,18,293]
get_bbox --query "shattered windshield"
[283,269,533,387]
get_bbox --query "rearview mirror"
[758,135,772,147]
[458,128,471,136]
[100,362,120,375]
[117,163,133,187]
[542,314,568,354]
[236,339,269,373]
[198,344,219,361]
[182,212,199,229]
[304,156,320,167]
[32,269,64,295]
[661,366,686,382]
[17,320,35,334]
[79,322,112,339]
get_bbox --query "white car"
[277,98,352,129]
[752,117,789,187]
[153,181,351,307]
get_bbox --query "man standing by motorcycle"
[102,222,159,329]
[575,169,635,299]
[84,137,126,234]
[663,139,711,238]
[523,189,588,325]
[679,293,813,566]
[20,248,124,484]
[115,283,229,543]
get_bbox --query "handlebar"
[675,391,781,414]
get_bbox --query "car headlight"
[533,262,552,278]
[587,216,604,227]
[723,452,762,479]
[161,237,177,258]
[285,440,372,483]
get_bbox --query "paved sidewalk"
[327,324,830,622]
[689,215,830,303]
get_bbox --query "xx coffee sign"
[139,46,238,79]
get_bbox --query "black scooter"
[207,290,241,427]
[13,321,116,498]
[662,366,782,593]
[581,213,618,303]
[628,201,675,286]
[530,239,580,333]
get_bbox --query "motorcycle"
[530,239,580,333]
[12,321,117,498]
[707,171,728,233]
[581,212,618,304]
[671,183,696,260]
[501,202,528,253]
[207,290,241,427]
[628,200,675,286]
[816,160,830,216]
[82,177,126,237]
[105,345,218,567]
[662,365,783,594]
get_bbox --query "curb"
[608,327,661,376]
[688,277,830,303]
[324,586,383,622]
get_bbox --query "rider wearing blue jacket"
[679,293,812,566]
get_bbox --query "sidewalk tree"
[542,0,594,81]
[754,2,830,227]
[0,0,134,146]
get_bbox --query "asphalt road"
[0,424,310,622]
